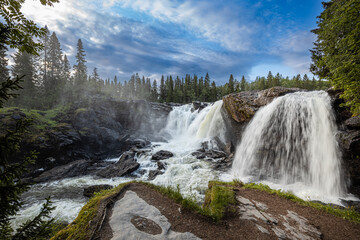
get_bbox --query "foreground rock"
[109,191,199,239]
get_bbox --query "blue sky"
[21,0,323,84]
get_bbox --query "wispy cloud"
[20,0,321,83]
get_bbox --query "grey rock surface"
[237,195,322,239]
[109,190,199,240]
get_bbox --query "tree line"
[0,28,330,109]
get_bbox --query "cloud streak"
[20,0,322,83]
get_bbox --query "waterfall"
[160,100,226,146]
[231,91,346,198]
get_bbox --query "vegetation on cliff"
[311,0,360,115]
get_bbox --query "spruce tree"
[240,75,246,91]
[151,79,158,101]
[46,32,63,106]
[73,39,87,97]
[159,75,166,102]
[0,46,9,83]
[11,51,36,107]
[210,81,217,101]
[203,72,210,101]
[228,74,235,94]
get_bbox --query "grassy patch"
[244,182,360,223]
[142,181,237,222]
[140,182,209,216]
[203,182,237,221]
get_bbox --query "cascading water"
[231,91,347,203]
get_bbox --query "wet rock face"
[221,87,302,145]
[327,89,360,194]
[151,150,174,161]
[32,159,91,183]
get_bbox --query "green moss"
[74,108,88,115]
[203,182,237,221]
[244,183,360,223]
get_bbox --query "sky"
[20,0,324,84]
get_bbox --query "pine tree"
[203,72,210,101]
[11,51,36,107]
[73,39,87,97]
[294,74,301,88]
[39,26,51,95]
[159,75,166,102]
[266,71,274,88]
[151,79,158,101]
[274,73,281,87]
[240,75,246,91]
[166,75,174,102]
[210,81,217,101]
[62,55,71,83]
[228,74,234,94]
[0,46,9,83]
[46,32,63,106]
[192,74,198,99]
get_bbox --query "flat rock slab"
[237,195,322,239]
[109,190,199,240]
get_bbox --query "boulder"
[33,159,91,183]
[221,87,302,145]
[192,101,209,112]
[148,170,163,180]
[345,116,360,130]
[151,150,174,161]
[157,161,167,170]
[83,184,113,198]
[96,151,140,178]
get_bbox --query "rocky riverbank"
[52,182,360,240]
